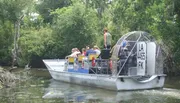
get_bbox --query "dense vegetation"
[0,0,180,75]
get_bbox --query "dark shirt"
[86,49,96,56]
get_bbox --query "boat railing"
[65,55,115,75]
[90,58,112,75]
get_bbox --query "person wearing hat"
[103,28,112,49]
[93,45,101,56]
[85,45,96,56]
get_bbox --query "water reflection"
[0,69,180,103]
[43,79,180,103]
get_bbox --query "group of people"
[68,28,112,58]
[68,45,101,58]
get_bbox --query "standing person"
[103,28,112,49]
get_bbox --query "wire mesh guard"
[111,31,164,76]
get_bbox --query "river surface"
[0,69,180,103]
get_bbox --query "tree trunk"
[12,22,18,68]
[12,15,24,68]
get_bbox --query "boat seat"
[78,55,85,62]
[68,57,75,64]
[88,54,98,61]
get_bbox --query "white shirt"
[94,49,101,56]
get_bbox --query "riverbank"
[0,67,19,89]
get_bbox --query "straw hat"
[93,45,99,49]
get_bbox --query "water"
[0,69,180,103]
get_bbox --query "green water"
[0,69,180,103]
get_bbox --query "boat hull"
[43,59,165,91]
[48,70,165,91]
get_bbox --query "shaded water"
[0,69,180,103]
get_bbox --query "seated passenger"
[93,45,101,56]
[69,48,81,58]
[86,46,96,56]
[81,48,86,56]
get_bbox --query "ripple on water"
[42,79,180,103]
[1,69,180,103]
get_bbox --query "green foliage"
[52,3,99,57]
[36,0,72,23]
[0,0,34,66]
[0,0,33,22]
[0,20,13,65]
[22,15,44,29]
[18,27,52,66]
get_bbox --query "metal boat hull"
[48,69,165,91]
[44,59,165,91]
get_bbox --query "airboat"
[43,31,166,91]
